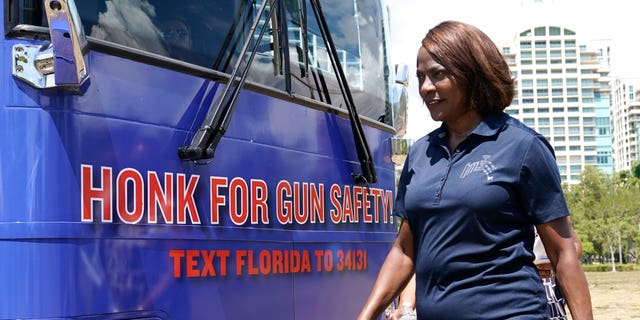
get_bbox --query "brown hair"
[421,20,514,116]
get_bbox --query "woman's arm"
[537,216,593,320]
[357,220,415,320]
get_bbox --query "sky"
[387,0,640,140]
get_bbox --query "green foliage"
[564,166,640,264]
[632,161,640,180]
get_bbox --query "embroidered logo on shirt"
[460,155,496,181]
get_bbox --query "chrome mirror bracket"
[11,0,89,89]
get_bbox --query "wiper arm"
[308,0,376,184]
[178,0,278,162]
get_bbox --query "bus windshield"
[36,0,393,122]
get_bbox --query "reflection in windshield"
[89,0,167,56]
[78,0,390,122]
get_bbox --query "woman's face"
[416,47,466,123]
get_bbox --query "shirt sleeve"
[518,134,570,224]
[394,155,410,221]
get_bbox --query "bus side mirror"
[391,63,409,137]
[45,0,88,86]
[12,0,88,89]
[391,63,411,165]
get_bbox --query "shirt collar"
[429,112,509,144]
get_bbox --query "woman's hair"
[421,20,514,116]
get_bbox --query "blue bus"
[1,0,409,318]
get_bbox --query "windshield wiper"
[178,0,276,161]
[308,0,376,184]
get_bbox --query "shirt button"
[440,177,445,181]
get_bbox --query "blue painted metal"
[0,30,397,320]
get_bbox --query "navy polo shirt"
[396,112,569,319]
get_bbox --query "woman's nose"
[420,78,436,94]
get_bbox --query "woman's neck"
[446,111,482,152]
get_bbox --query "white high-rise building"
[611,78,640,171]
[500,25,613,184]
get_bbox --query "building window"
[551,79,563,87]
[568,117,580,125]
[520,41,532,49]
[537,79,548,87]
[553,107,564,113]
[553,117,565,125]
[539,127,550,135]
[549,26,561,35]
[535,27,546,36]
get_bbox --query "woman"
[357,21,593,320]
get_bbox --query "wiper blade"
[309,0,376,184]
[178,0,277,162]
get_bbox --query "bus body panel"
[1,37,397,319]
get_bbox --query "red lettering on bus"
[362,187,372,223]
[342,185,354,223]
[116,168,144,224]
[368,188,383,223]
[148,171,174,224]
[229,178,249,225]
[329,184,342,223]
[250,179,269,224]
[81,165,113,222]
[310,183,325,223]
[276,180,293,224]
[209,176,228,224]
[177,174,200,224]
